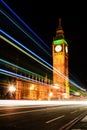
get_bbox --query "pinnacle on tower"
[54,18,64,40]
[58,18,62,30]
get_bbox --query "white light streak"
[0,100,87,106]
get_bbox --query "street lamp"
[9,85,16,92]
[8,84,16,99]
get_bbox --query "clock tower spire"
[54,18,64,40]
[52,18,69,99]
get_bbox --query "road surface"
[0,100,87,130]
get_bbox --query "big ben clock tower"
[52,18,69,99]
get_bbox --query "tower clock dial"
[55,45,62,52]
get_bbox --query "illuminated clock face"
[55,45,62,52]
[65,46,68,53]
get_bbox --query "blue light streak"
[1,29,52,69]
[1,30,66,78]
[1,1,85,92]
[69,78,85,91]
[0,69,31,81]
[0,9,51,57]
[1,33,53,73]
[0,31,85,91]
[0,69,49,86]
[1,0,51,52]
[0,59,44,79]
[1,29,66,79]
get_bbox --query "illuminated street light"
[8,85,16,92]
[49,92,53,97]
[8,84,16,99]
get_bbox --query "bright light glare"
[49,92,53,97]
[8,85,16,92]
[0,100,87,106]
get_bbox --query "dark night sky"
[1,0,87,89]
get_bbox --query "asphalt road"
[0,103,87,130]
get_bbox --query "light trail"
[69,79,86,91]
[0,30,65,77]
[0,66,83,94]
[0,100,87,106]
[0,59,43,79]
[1,30,51,69]
[0,68,32,81]
[1,58,85,94]
[0,68,49,86]
[0,30,65,78]
[0,34,53,72]
[0,60,85,94]
[0,2,86,92]
[69,70,86,90]
[0,33,85,91]
[1,1,51,56]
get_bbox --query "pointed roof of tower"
[54,18,64,40]
[53,18,68,45]
[58,18,62,30]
